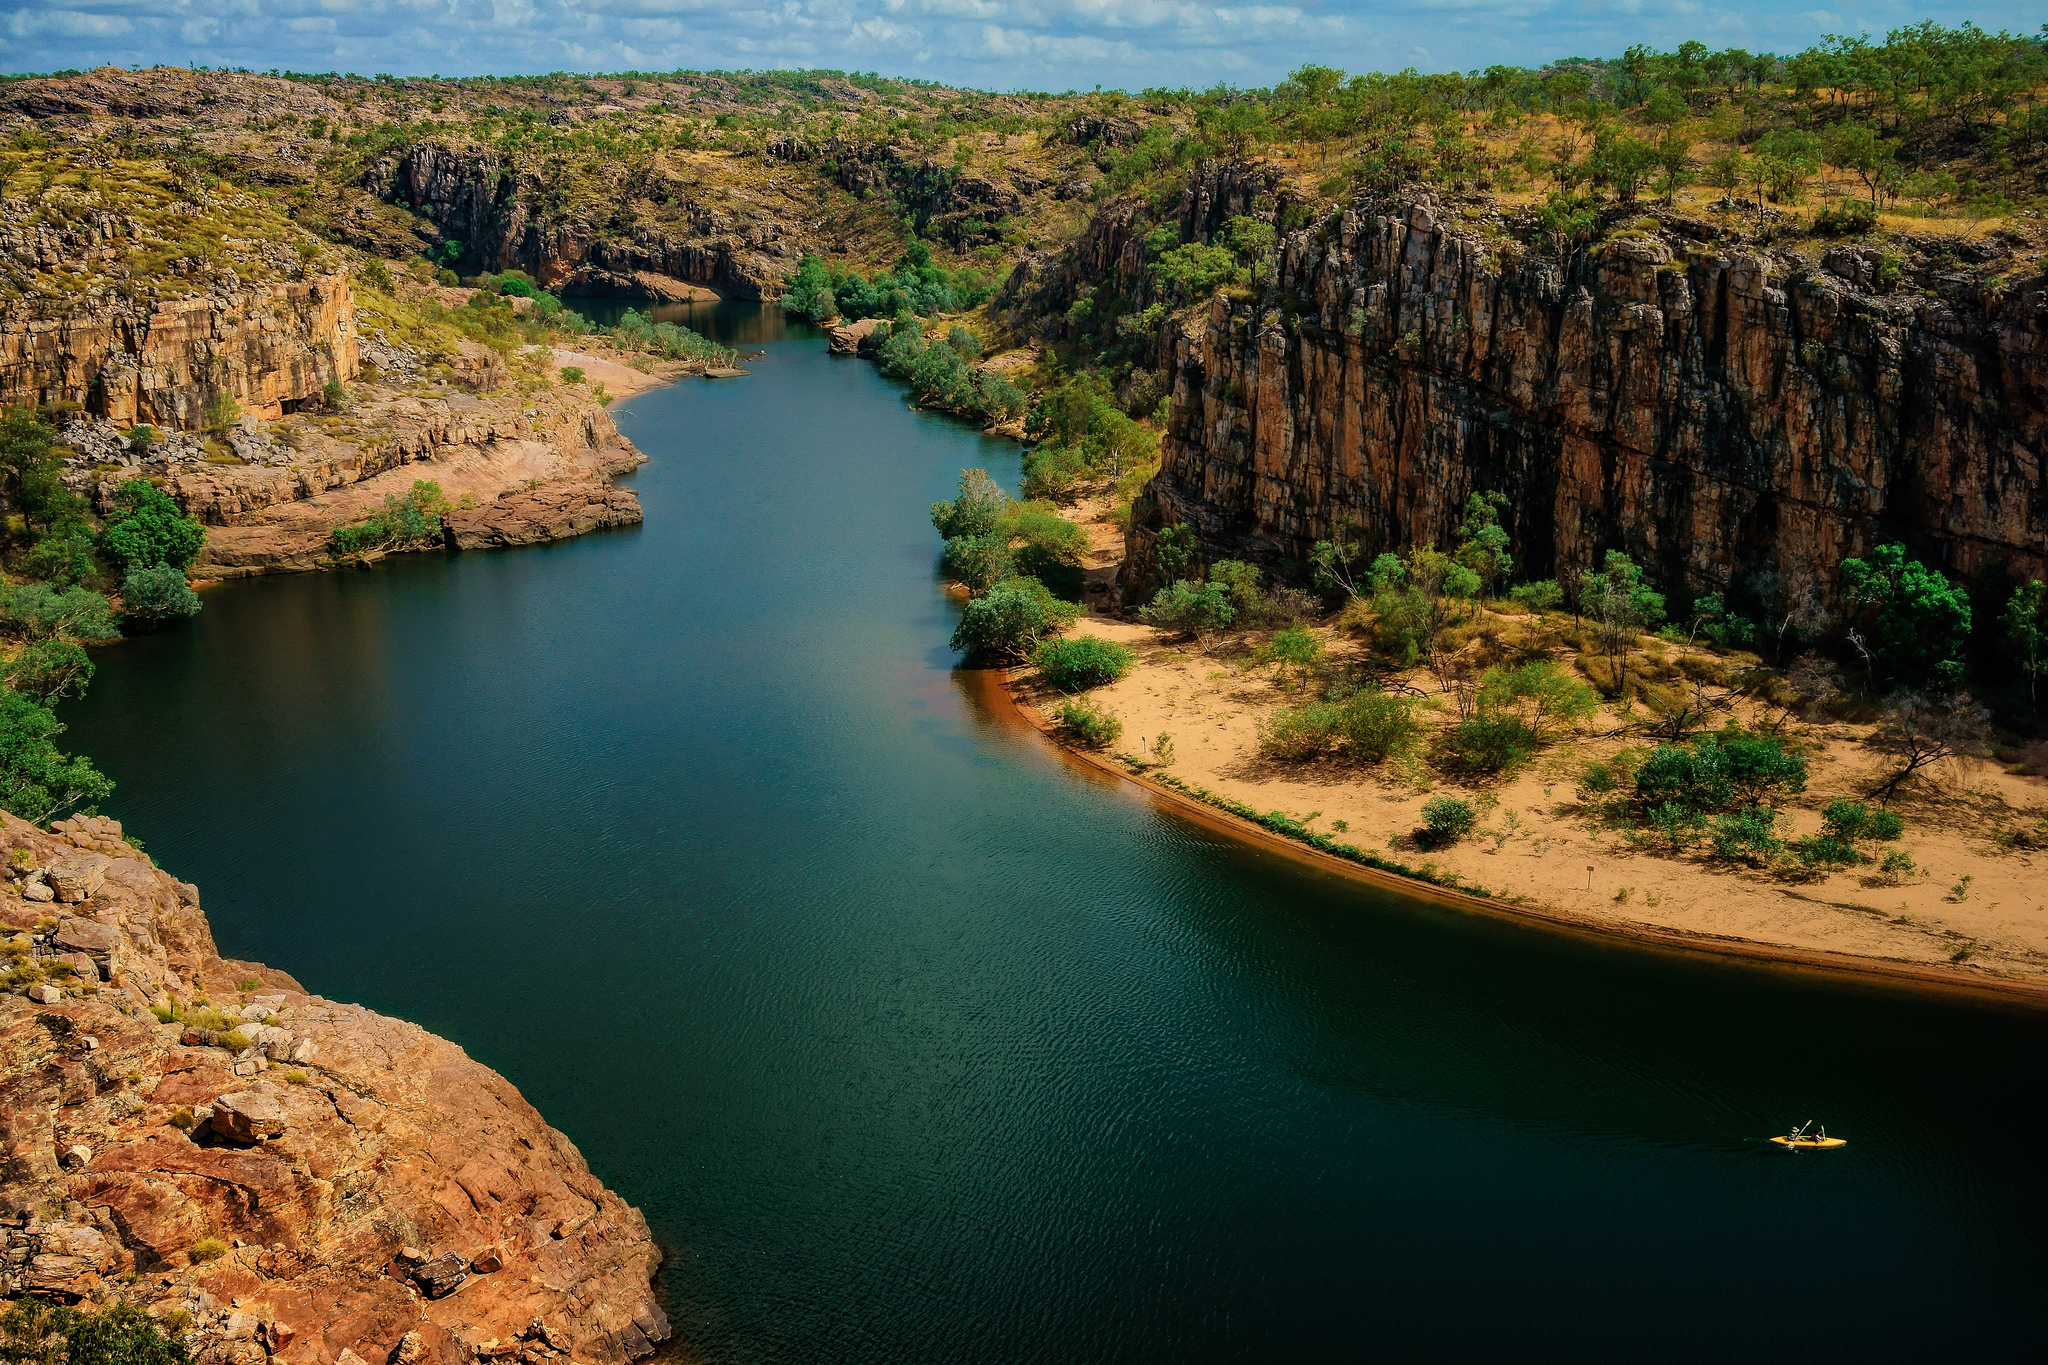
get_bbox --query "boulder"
[210,1087,287,1143]
[46,859,107,903]
[392,1330,428,1364]
[470,1247,503,1274]
[825,317,882,356]
[23,878,53,903]
[411,1254,469,1299]
[59,1144,91,1168]
[29,984,62,1004]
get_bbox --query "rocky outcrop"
[1119,185,2048,603]
[0,272,358,427]
[0,811,671,1365]
[363,141,794,300]
[443,484,642,550]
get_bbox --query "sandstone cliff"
[0,813,670,1365]
[0,273,358,427]
[1040,174,2047,607]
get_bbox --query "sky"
[0,1,2041,91]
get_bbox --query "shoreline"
[983,667,2048,1016]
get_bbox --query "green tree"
[101,479,206,570]
[1839,542,1970,687]
[0,687,112,824]
[1,637,92,702]
[1823,122,1898,206]
[1453,491,1512,598]
[1474,659,1599,740]
[1368,545,1479,683]
[2004,580,2047,701]
[0,407,89,542]
[949,577,1078,659]
[931,468,1008,541]
[1257,626,1325,689]
[3,584,120,643]
[1580,551,1667,680]
[122,564,203,626]
[1140,579,1235,638]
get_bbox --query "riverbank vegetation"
[0,410,209,827]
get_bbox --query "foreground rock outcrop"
[0,813,671,1365]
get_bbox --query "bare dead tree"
[1868,690,1991,804]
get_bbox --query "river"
[66,305,2048,1361]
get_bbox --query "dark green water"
[68,306,2048,1361]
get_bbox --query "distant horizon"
[1,2,2043,95]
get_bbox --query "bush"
[939,534,1014,593]
[1475,660,1598,738]
[100,480,206,571]
[559,366,585,384]
[1257,626,1325,687]
[327,480,450,558]
[190,1237,228,1263]
[1257,701,1345,760]
[1341,690,1420,762]
[1634,730,1806,815]
[1022,444,1090,502]
[1647,800,1707,851]
[1435,713,1541,774]
[931,468,1007,541]
[122,565,202,626]
[1053,696,1123,748]
[285,1069,308,1085]
[217,1029,250,1054]
[1140,579,1235,637]
[1812,200,1877,235]
[1421,795,1476,845]
[0,1299,195,1365]
[1710,806,1783,864]
[1032,635,1134,690]
[949,577,1079,659]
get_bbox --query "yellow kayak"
[1771,1135,1847,1150]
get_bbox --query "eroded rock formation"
[0,812,670,1365]
[1103,183,2046,603]
[0,272,358,426]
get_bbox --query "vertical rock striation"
[1119,188,2046,602]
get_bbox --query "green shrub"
[1421,795,1476,845]
[1435,714,1541,774]
[559,366,585,384]
[217,1029,250,1054]
[1475,660,1598,738]
[1257,627,1325,687]
[122,565,202,626]
[190,1237,228,1263]
[1635,730,1805,815]
[940,534,1014,593]
[285,1069,309,1085]
[1341,690,1420,761]
[0,1297,195,1365]
[949,577,1079,659]
[1022,444,1090,502]
[1509,579,1563,612]
[1032,635,1134,690]
[1647,800,1707,851]
[1053,696,1123,748]
[1257,701,1345,760]
[931,468,1007,540]
[327,480,450,558]
[1140,579,1235,637]
[1710,806,1783,864]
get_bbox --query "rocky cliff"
[0,812,670,1365]
[0,273,358,427]
[1109,180,2047,604]
[363,142,798,302]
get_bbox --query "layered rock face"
[0,812,670,1365]
[0,272,358,426]
[364,142,795,300]
[1121,189,2047,602]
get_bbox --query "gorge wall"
[1099,179,2046,606]
[0,811,670,1365]
[0,272,358,427]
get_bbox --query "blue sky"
[0,1,2041,90]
